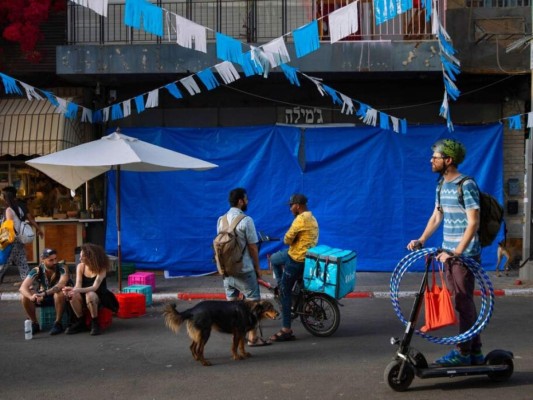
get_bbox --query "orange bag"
[420,261,457,332]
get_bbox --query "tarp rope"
[390,247,495,345]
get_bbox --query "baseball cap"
[288,194,308,205]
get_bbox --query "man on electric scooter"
[269,194,319,342]
[407,139,483,366]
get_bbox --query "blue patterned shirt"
[437,175,481,257]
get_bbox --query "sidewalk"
[1,266,532,302]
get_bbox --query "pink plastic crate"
[127,272,156,291]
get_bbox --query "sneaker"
[49,322,64,336]
[471,350,485,365]
[31,322,40,335]
[65,320,85,335]
[90,319,101,336]
[435,349,471,366]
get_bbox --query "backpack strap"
[227,213,247,255]
[437,175,476,211]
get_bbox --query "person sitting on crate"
[269,194,319,342]
[19,248,70,335]
[62,243,119,336]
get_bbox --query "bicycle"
[256,231,342,337]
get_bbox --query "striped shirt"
[437,175,481,257]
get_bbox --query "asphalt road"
[1,296,532,400]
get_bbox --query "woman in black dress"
[63,243,118,335]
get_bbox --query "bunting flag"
[374,0,398,25]
[197,68,220,90]
[81,107,93,123]
[42,90,59,107]
[509,115,522,130]
[401,118,408,134]
[293,20,320,58]
[261,37,291,69]
[250,47,272,77]
[0,73,22,95]
[125,0,143,30]
[103,106,110,122]
[142,1,164,37]
[242,50,264,77]
[135,95,145,113]
[329,1,360,44]
[20,82,44,100]
[111,103,123,120]
[391,116,400,133]
[214,62,240,84]
[356,102,369,119]
[216,33,243,64]
[70,0,109,17]
[379,111,390,130]
[146,89,159,108]
[93,109,103,123]
[280,64,300,86]
[322,84,343,106]
[180,76,201,96]
[340,93,354,115]
[528,112,533,128]
[165,82,183,99]
[303,74,327,97]
[65,103,79,119]
[55,98,68,114]
[362,108,378,126]
[173,14,207,53]
[123,100,132,118]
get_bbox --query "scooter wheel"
[384,360,415,392]
[486,353,514,382]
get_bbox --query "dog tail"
[163,303,185,334]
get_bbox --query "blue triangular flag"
[280,64,300,86]
[141,1,163,36]
[111,103,124,120]
[379,112,390,130]
[197,68,220,90]
[401,119,408,134]
[241,51,263,77]
[322,85,342,106]
[356,102,369,118]
[293,20,320,58]
[0,73,22,95]
[42,90,59,107]
[165,83,183,99]
[125,0,143,29]
[509,115,522,130]
[93,110,103,123]
[135,95,145,113]
[216,33,243,64]
[64,102,79,119]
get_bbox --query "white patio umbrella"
[27,129,217,290]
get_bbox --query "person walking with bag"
[407,139,483,366]
[0,186,43,285]
[216,188,270,346]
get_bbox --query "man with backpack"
[215,188,270,346]
[407,138,484,366]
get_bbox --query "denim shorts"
[223,271,260,301]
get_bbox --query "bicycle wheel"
[299,293,340,337]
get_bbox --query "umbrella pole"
[117,165,122,292]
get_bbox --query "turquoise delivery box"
[303,245,357,299]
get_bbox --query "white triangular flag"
[340,93,354,115]
[19,82,44,100]
[146,89,159,108]
[55,98,68,114]
[302,74,326,97]
[175,14,207,53]
[123,99,131,118]
[528,112,533,128]
[329,1,359,44]
[362,108,378,126]
[81,107,92,123]
[214,62,240,84]
[180,76,201,95]
[391,116,400,133]
[103,106,110,122]
[261,37,291,68]
[70,0,108,17]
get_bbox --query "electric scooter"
[385,248,514,392]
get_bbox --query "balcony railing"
[67,0,444,45]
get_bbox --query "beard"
[241,203,248,212]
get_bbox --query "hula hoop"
[390,248,495,345]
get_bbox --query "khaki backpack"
[213,214,247,276]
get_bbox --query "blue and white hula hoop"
[390,248,495,345]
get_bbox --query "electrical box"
[508,178,520,197]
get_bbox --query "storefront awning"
[0,98,91,157]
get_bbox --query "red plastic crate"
[115,293,146,318]
[127,272,156,291]
[84,307,113,330]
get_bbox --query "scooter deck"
[418,364,510,379]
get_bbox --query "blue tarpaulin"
[104,124,503,276]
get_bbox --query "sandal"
[247,337,272,347]
[269,330,295,342]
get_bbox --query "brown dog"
[163,300,278,366]
[496,239,525,277]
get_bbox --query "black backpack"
[438,176,505,247]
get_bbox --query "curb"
[2,289,533,303]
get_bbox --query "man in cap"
[19,248,70,335]
[269,193,319,342]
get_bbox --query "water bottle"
[24,319,32,340]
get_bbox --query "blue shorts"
[223,271,260,301]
